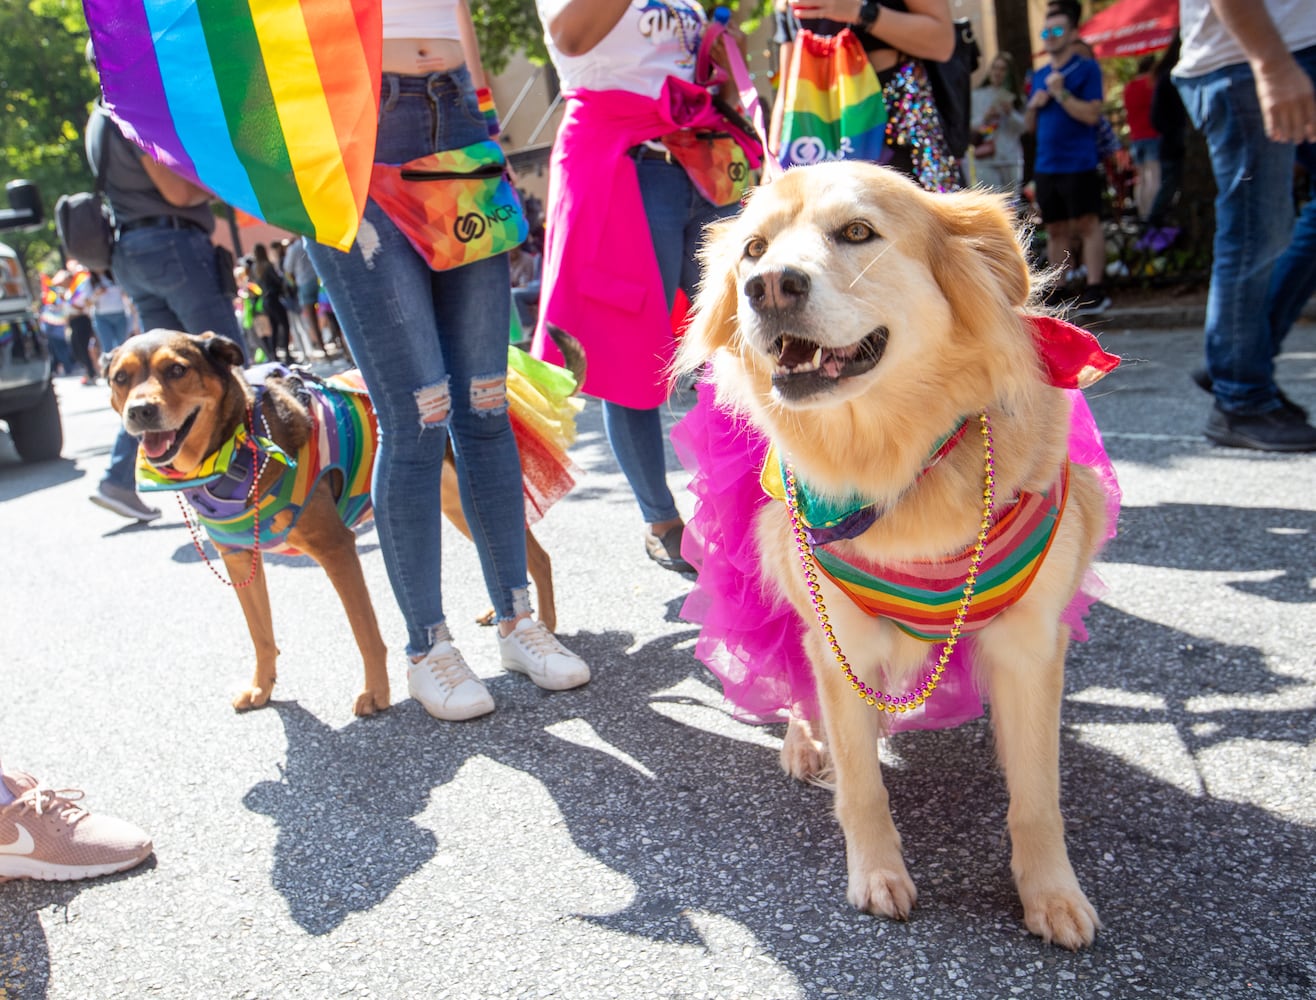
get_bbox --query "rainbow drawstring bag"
[778,28,889,169]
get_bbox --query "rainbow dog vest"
[762,448,1069,642]
[137,369,377,555]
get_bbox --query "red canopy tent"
[1080,0,1179,59]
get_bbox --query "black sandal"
[644,523,695,574]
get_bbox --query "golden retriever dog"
[675,162,1110,949]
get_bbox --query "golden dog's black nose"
[744,267,810,313]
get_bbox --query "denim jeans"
[91,311,129,353]
[1267,169,1316,345]
[1176,45,1316,414]
[106,225,248,490]
[307,67,527,657]
[603,156,739,525]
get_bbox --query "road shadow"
[0,456,83,503]
[0,856,157,1000]
[243,604,1315,995]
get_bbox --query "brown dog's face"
[681,162,1034,420]
[106,330,246,475]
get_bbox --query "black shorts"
[1034,170,1104,224]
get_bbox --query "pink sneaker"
[0,773,153,882]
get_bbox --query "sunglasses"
[1040,26,1067,39]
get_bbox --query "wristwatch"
[856,0,882,31]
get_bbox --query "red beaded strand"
[175,401,267,589]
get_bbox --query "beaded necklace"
[784,411,995,713]
[175,399,270,589]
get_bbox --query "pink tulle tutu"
[673,381,1121,731]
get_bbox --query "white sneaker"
[407,642,494,721]
[499,619,590,691]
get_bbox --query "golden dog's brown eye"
[745,236,768,259]
[840,221,877,243]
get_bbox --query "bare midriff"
[381,37,465,76]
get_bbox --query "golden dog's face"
[106,330,246,475]
[681,162,1034,417]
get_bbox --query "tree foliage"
[0,0,94,269]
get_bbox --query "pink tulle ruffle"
[673,382,1121,731]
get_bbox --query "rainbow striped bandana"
[762,448,1069,642]
[136,371,376,555]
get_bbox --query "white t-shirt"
[1175,0,1316,79]
[537,0,706,97]
[382,0,461,41]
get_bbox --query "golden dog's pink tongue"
[141,430,176,459]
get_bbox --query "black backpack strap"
[89,101,113,196]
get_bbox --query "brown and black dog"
[106,329,562,716]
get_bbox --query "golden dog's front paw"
[1022,888,1100,950]
[847,862,918,920]
[353,687,390,717]
[780,717,830,783]
[233,686,273,712]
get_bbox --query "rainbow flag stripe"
[779,28,888,168]
[812,465,1070,641]
[84,0,382,252]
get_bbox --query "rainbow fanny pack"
[369,139,527,272]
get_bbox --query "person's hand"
[1253,54,1316,144]
[1028,87,1051,110]
[790,0,862,24]
[1045,70,1067,98]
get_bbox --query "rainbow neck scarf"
[763,439,1069,642]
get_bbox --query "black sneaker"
[1205,404,1316,452]
[1191,368,1309,420]
[1071,285,1112,316]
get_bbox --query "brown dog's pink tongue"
[141,430,177,459]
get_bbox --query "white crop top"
[382,0,462,41]
[538,0,706,99]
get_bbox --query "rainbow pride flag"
[83,0,382,252]
[778,28,888,169]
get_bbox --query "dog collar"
[761,418,969,545]
[135,417,294,495]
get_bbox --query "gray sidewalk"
[1,320,1313,999]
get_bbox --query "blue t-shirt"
[1028,55,1103,174]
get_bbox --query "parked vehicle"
[0,180,62,462]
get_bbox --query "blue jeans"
[603,156,739,525]
[1267,157,1316,345]
[106,225,248,490]
[91,311,129,353]
[1176,45,1316,414]
[307,67,527,657]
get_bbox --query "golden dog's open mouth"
[768,329,888,400]
[138,407,200,467]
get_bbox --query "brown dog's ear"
[673,214,743,380]
[198,332,246,374]
[99,345,118,379]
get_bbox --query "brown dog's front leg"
[524,527,555,633]
[222,548,279,711]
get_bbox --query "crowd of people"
[5,0,1315,889]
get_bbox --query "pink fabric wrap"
[673,383,1121,729]
[531,83,755,409]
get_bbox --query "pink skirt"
[672,382,1121,731]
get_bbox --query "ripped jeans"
[308,67,527,657]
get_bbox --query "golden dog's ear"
[927,188,1032,315]
[672,214,743,381]
[198,332,246,374]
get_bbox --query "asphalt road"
[1,320,1313,999]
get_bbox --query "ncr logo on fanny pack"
[454,205,520,244]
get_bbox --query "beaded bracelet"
[476,87,500,137]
